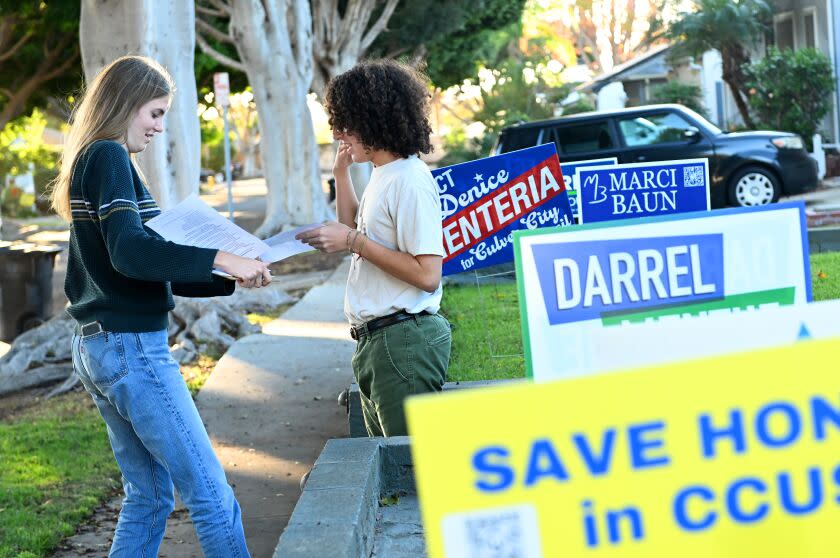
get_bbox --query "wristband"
[345,227,355,251]
[356,233,368,258]
[350,230,361,253]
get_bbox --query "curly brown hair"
[324,59,433,158]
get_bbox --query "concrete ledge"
[273,437,415,558]
[808,227,840,253]
[348,380,518,437]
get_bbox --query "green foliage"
[475,58,561,140]
[0,110,60,177]
[439,56,564,165]
[666,0,770,126]
[745,47,835,149]
[438,129,492,166]
[561,99,596,116]
[200,116,229,172]
[0,392,121,558]
[369,0,528,89]
[650,81,707,116]
[0,110,60,217]
[667,0,771,59]
[0,1,82,125]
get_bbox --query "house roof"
[582,43,673,93]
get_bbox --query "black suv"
[492,104,818,208]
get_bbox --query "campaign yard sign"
[575,158,710,224]
[513,201,811,381]
[432,143,574,276]
[536,298,840,382]
[561,157,617,221]
[406,336,840,558]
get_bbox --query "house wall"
[767,0,837,142]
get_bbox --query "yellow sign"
[406,337,840,558]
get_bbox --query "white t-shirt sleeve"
[391,177,445,257]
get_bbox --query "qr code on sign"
[442,504,542,558]
[683,164,705,187]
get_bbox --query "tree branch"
[335,0,365,51]
[196,17,235,45]
[196,33,247,73]
[0,29,33,63]
[196,5,227,18]
[290,0,314,84]
[40,42,79,82]
[0,32,76,128]
[360,0,399,53]
[203,0,231,15]
[384,45,410,59]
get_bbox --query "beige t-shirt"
[344,156,445,325]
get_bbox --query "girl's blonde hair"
[50,55,174,220]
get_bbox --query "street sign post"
[213,72,233,220]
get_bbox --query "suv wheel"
[728,166,779,207]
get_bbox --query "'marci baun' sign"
[575,158,710,224]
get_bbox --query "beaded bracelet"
[355,233,368,258]
[345,227,355,251]
[349,230,360,253]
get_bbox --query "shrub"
[561,99,596,115]
[650,81,708,116]
[745,47,835,149]
[0,109,60,217]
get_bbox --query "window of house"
[773,12,795,50]
[618,112,696,147]
[803,8,817,49]
[552,121,614,154]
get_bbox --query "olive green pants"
[352,313,451,437]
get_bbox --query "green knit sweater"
[65,140,233,332]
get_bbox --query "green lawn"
[0,392,121,558]
[811,251,840,301]
[0,301,295,557]
[442,251,840,383]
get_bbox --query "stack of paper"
[145,194,320,277]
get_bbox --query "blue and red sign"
[433,144,573,276]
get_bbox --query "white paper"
[260,224,320,263]
[146,194,269,259]
[146,194,322,266]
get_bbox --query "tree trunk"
[225,0,331,236]
[79,0,200,209]
[720,45,755,129]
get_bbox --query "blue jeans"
[71,328,249,558]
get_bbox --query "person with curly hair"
[297,59,451,437]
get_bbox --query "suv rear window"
[498,127,542,153]
[551,121,614,154]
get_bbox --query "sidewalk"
[158,258,354,557]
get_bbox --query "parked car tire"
[728,165,780,207]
